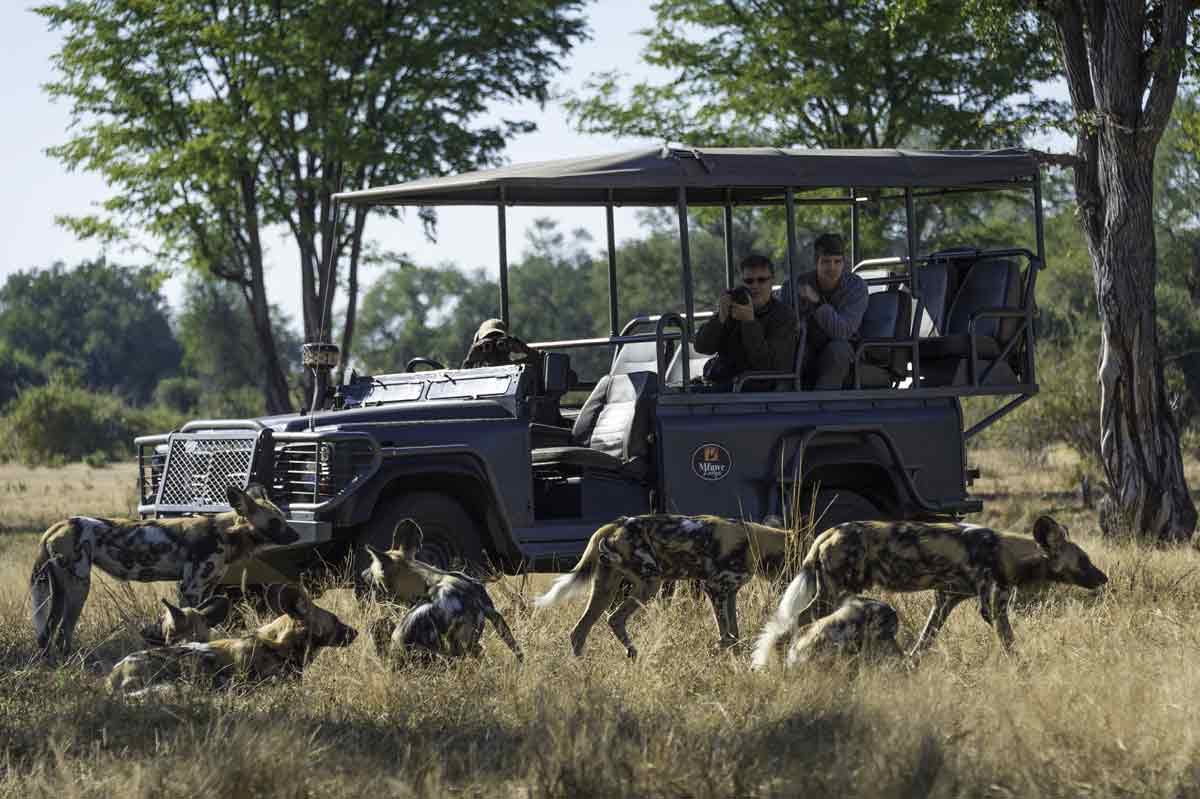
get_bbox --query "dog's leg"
[569,566,622,656]
[605,578,659,660]
[484,607,523,662]
[989,584,1016,651]
[702,583,740,650]
[910,591,965,656]
[177,561,212,608]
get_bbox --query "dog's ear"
[1033,515,1067,555]
[244,483,270,502]
[391,519,424,558]
[226,485,256,517]
[196,595,231,627]
[162,598,188,628]
[268,584,311,620]
[364,543,386,564]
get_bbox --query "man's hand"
[799,284,820,304]
[718,291,732,323]
[730,299,754,322]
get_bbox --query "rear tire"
[804,488,882,533]
[355,491,485,583]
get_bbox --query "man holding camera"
[694,254,797,390]
[778,232,868,390]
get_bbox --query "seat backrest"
[664,340,713,387]
[611,340,659,375]
[571,371,658,461]
[918,247,978,335]
[858,288,913,375]
[945,257,1021,341]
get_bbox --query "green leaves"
[567,0,1064,149]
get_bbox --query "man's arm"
[812,276,869,339]
[694,315,727,355]
[739,306,797,371]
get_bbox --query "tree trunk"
[336,206,368,385]
[1048,0,1196,542]
[1089,146,1196,541]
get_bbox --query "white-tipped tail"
[533,571,588,609]
[751,567,817,668]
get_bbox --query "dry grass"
[3,449,1200,797]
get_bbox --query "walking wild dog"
[534,514,795,658]
[107,584,356,695]
[139,596,231,646]
[752,515,1107,667]
[32,484,298,657]
[358,519,523,663]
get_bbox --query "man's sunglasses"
[743,276,772,285]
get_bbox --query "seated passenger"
[461,318,538,369]
[778,233,868,390]
[694,254,797,391]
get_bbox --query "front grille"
[156,434,258,510]
[272,439,376,505]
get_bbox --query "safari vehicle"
[134,147,1046,586]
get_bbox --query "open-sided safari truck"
[134,147,1046,587]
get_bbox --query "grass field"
[3,451,1200,797]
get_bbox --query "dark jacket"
[694,297,798,381]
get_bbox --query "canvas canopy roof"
[335,146,1040,207]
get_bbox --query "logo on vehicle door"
[692,444,732,482]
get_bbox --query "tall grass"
[2,449,1200,796]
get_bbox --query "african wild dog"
[32,484,298,657]
[358,519,523,664]
[534,514,794,658]
[751,515,1107,667]
[781,596,902,668]
[106,584,356,696]
[139,595,231,646]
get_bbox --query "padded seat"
[530,371,657,480]
[853,288,913,388]
[665,340,714,387]
[920,256,1023,387]
[611,340,659,374]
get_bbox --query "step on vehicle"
[134,147,1047,588]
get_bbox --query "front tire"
[355,491,485,579]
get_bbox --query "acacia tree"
[566,0,1063,147]
[37,0,587,412]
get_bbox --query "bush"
[0,377,187,465]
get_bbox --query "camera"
[729,286,752,305]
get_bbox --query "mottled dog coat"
[107,585,356,695]
[534,514,794,658]
[752,515,1107,666]
[32,484,298,657]
[139,596,231,646]
[359,519,522,664]
[783,596,902,668]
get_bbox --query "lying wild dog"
[358,519,522,663]
[32,484,298,657]
[752,515,1107,667]
[534,514,794,658]
[107,584,356,695]
[781,596,902,668]
[139,596,231,646]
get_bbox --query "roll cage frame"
[332,147,1046,439]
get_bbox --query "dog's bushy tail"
[30,534,63,654]
[534,519,622,609]
[751,566,818,669]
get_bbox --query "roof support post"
[606,190,619,337]
[677,186,696,351]
[724,190,735,289]
[849,186,859,267]
[1028,174,1046,386]
[904,187,922,387]
[497,187,510,326]
[785,187,798,320]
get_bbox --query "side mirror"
[543,352,571,394]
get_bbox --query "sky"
[1,3,1068,336]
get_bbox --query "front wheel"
[354,491,485,583]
